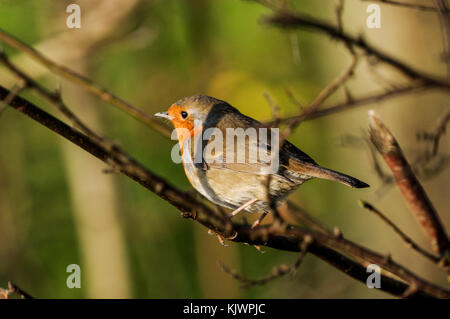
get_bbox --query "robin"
[156,95,369,228]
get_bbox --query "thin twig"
[340,131,450,187]
[263,92,285,225]
[401,283,419,299]
[277,60,357,141]
[417,108,450,157]
[0,28,172,137]
[270,82,431,126]
[286,201,332,235]
[260,5,450,87]
[284,87,304,110]
[335,0,345,34]
[279,0,357,131]
[0,81,25,115]
[238,224,450,298]
[433,0,450,78]
[0,282,34,299]
[302,51,358,118]
[220,235,312,288]
[263,92,281,124]
[359,201,443,265]
[0,52,104,143]
[258,0,447,134]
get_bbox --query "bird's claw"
[216,234,228,246]
[207,229,229,246]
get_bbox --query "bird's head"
[155,94,235,143]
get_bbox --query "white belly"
[182,161,299,213]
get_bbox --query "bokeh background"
[0,0,449,298]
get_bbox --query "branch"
[0,52,103,143]
[0,282,34,299]
[270,82,431,126]
[238,225,450,298]
[219,235,312,288]
[434,0,450,78]
[359,201,444,266]
[339,126,450,188]
[266,32,358,138]
[0,28,172,138]
[417,108,450,157]
[286,201,332,235]
[2,85,448,298]
[258,0,449,139]
[284,47,358,130]
[260,5,450,88]
[369,110,450,256]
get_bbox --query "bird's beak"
[154,111,173,120]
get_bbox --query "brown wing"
[200,111,316,177]
[197,111,271,173]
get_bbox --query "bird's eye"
[181,111,188,119]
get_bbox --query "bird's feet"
[208,229,228,246]
[207,229,237,246]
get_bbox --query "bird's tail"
[287,161,369,188]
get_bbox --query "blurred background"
[0,0,449,298]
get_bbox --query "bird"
[155,94,369,228]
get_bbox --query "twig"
[0,282,34,299]
[237,224,450,298]
[411,109,450,180]
[303,51,357,117]
[2,85,447,298]
[340,130,450,187]
[260,5,450,87]
[270,82,431,126]
[276,17,358,135]
[359,201,443,265]
[256,0,445,132]
[335,0,345,34]
[258,0,447,138]
[276,54,358,140]
[0,81,25,115]
[286,201,332,235]
[0,28,172,137]
[0,52,104,143]
[401,283,419,299]
[369,110,450,256]
[433,0,450,78]
[284,87,304,110]
[417,108,450,157]
[220,235,312,288]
